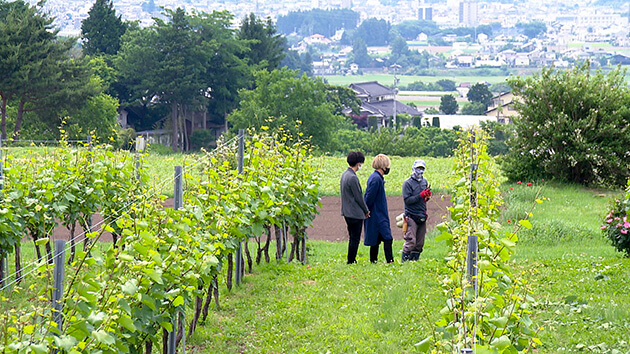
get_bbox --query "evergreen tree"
[355,18,390,46]
[81,0,127,56]
[439,94,458,114]
[238,13,286,71]
[115,9,249,151]
[351,38,370,67]
[0,0,98,139]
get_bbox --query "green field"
[321,74,511,87]
[188,166,630,353]
[2,151,629,353]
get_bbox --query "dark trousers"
[403,216,427,256]
[345,217,363,264]
[370,233,393,263]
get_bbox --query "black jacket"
[402,176,429,218]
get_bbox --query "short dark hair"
[347,151,365,167]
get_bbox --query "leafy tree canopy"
[460,101,487,115]
[228,68,347,151]
[515,21,547,39]
[276,9,359,38]
[392,20,440,39]
[281,50,313,76]
[355,18,390,46]
[504,62,630,187]
[350,37,370,67]
[467,83,493,107]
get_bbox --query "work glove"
[420,188,432,201]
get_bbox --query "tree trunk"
[275,225,282,260]
[188,286,203,337]
[12,100,25,140]
[255,233,262,265]
[145,341,153,354]
[32,232,42,262]
[301,228,307,264]
[202,276,219,322]
[1,96,7,140]
[0,255,5,288]
[213,276,219,308]
[181,105,188,152]
[14,244,21,284]
[175,313,184,348]
[288,236,296,263]
[226,253,233,291]
[162,328,168,354]
[201,282,213,323]
[83,218,92,251]
[68,223,76,265]
[171,101,178,153]
[45,239,53,264]
[244,240,252,273]
[262,226,271,263]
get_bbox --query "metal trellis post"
[52,240,66,334]
[236,130,244,285]
[466,132,478,291]
[167,166,184,354]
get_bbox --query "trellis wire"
[0,135,239,291]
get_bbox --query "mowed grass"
[189,160,630,353]
[3,151,629,352]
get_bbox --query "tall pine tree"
[81,0,127,56]
[238,13,286,71]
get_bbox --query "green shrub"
[146,143,175,155]
[190,129,214,150]
[505,62,630,187]
[116,128,136,150]
[601,181,630,257]
[480,120,513,156]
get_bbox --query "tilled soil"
[47,195,451,243]
[306,194,452,242]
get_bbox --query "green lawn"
[321,74,510,87]
[3,152,629,353]
[188,162,630,353]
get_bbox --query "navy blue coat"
[363,170,392,246]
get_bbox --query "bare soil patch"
[47,196,451,243]
[306,195,452,242]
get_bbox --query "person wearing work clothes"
[363,154,394,263]
[402,159,431,262]
[340,151,370,264]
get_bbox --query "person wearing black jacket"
[402,159,431,262]
[340,151,370,264]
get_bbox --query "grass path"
[190,180,630,353]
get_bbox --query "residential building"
[345,81,422,128]
[485,91,518,124]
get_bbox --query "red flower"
[510,187,513,190]
[517,181,522,185]
[507,220,511,223]
[527,182,532,186]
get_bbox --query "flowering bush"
[602,181,630,257]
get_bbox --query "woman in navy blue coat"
[363,154,394,263]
